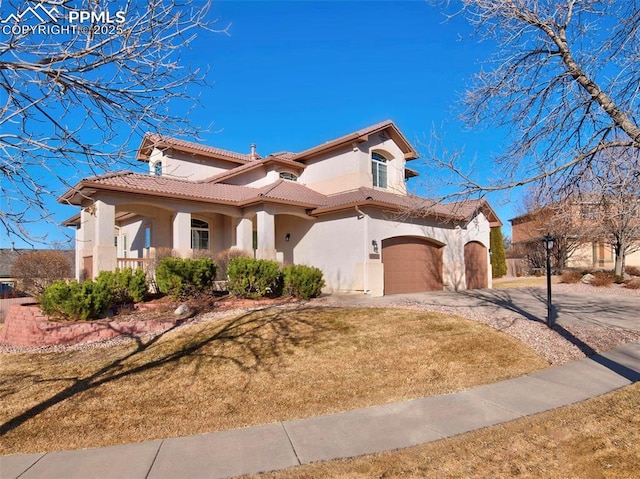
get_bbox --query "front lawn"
[0,306,548,455]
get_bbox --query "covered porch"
[64,193,313,280]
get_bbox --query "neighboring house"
[510,203,640,270]
[59,120,501,296]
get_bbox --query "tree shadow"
[449,288,640,381]
[0,304,330,437]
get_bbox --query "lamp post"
[543,234,555,328]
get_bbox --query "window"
[580,204,598,220]
[191,218,209,250]
[144,226,151,250]
[279,171,298,181]
[153,161,162,176]
[371,152,388,188]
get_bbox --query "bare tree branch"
[0,0,226,246]
[426,0,640,199]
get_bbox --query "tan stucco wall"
[300,135,409,196]
[150,147,239,181]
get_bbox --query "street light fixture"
[543,233,555,328]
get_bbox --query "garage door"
[464,241,488,289]
[382,237,443,295]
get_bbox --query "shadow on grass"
[0,304,329,437]
[451,289,640,382]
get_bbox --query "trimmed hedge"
[282,264,325,299]
[227,257,282,299]
[155,257,217,299]
[40,279,113,321]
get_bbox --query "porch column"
[76,207,95,280]
[255,209,276,261]
[92,200,117,277]
[172,211,192,258]
[234,217,254,253]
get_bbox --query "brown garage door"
[382,237,443,295]
[464,241,488,289]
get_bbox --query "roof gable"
[136,133,258,165]
[291,120,419,162]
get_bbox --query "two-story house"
[60,120,501,296]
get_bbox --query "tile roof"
[137,133,258,164]
[60,171,257,205]
[290,120,419,161]
[255,179,328,206]
[203,155,306,184]
[60,171,495,226]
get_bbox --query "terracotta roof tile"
[69,171,256,204]
[255,179,327,206]
[139,133,258,163]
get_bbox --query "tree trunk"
[614,242,625,276]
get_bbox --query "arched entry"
[382,236,444,295]
[464,241,488,289]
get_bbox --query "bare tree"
[574,148,640,276]
[0,0,223,245]
[429,1,640,197]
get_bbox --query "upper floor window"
[371,152,388,189]
[279,171,298,182]
[153,161,162,177]
[191,218,209,250]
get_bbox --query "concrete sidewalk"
[3,341,640,479]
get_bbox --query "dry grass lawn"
[0,306,548,455]
[493,276,560,289]
[250,382,640,479]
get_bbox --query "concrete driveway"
[333,288,640,331]
[370,288,640,332]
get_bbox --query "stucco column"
[92,200,117,277]
[255,209,276,261]
[234,217,254,253]
[172,211,192,258]
[75,207,95,279]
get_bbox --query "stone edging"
[0,303,182,347]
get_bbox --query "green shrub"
[560,270,582,284]
[40,279,112,320]
[490,227,508,279]
[227,257,281,298]
[282,264,325,299]
[96,268,147,306]
[155,257,217,299]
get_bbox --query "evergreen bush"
[282,264,325,299]
[40,279,112,320]
[227,257,281,298]
[490,227,508,279]
[155,257,217,299]
[96,268,147,306]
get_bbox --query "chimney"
[250,143,257,160]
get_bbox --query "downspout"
[355,206,369,294]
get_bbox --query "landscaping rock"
[623,272,632,281]
[581,273,595,284]
[174,304,190,316]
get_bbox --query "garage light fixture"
[372,240,378,253]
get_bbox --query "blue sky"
[8,0,523,248]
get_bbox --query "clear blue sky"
[9,0,523,248]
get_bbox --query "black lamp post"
[543,234,555,328]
